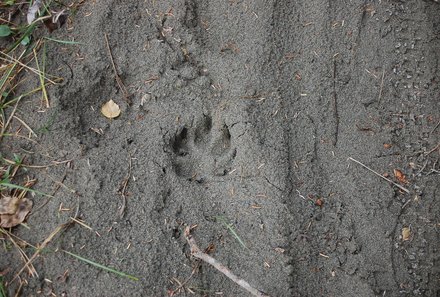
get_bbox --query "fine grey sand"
[1,1,439,296]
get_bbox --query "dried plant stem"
[12,204,79,282]
[348,157,410,193]
[378,69,385,104]
[0,96,21,142]
[104,33,130,104]
[184,227,271,297]
[118,154,132,218]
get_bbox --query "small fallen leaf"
[101,100,121,119]
[275,247,285,254]
[393,169,408,184]
[0,25,12,37]
[0,197,33,228]
[402,227,411,241]
[315,198,323,207]
[383,143,392,149]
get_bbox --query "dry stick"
[184,227,271,297]
[104,33,131,104]
[348,157,410,194]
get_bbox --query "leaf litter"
[0,195,32,228]
[0,161,35,228]
[393,169,409,184]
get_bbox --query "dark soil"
[1,0,439,296]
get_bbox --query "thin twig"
[118,154,132,218]
[0,96,22,142]
[430,120,440,135]
[348,157,410,193]
[2,158,72,169]
[416,159,429,176]
[169,268,197,296]
[425,143,440,156]
[12,115,38,137]
[104,33,131,104]
[184,226,271,297]
[1,230,37,277]
[378,69,385,104]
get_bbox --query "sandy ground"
[1,0,440,296]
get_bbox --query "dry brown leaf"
[383,143,392,149]
[101,99,121,119]
[402,227,411,241]
[315,198,323,207]
[0,198,33,228]
[393,169,408,184]
[0,196,20,215]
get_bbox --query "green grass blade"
[5,24,37,53]
[216,216,247,249]
[44,37,83,45]
[0,50,25,95]
[0,62,17,96]
[63,250,139,281]
[224,223,247,249]
[1,86,44,109]
[0,181,53,198]
[0,275,6,297]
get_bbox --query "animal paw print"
[171,115,236,182]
